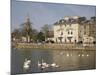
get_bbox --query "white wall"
[54,24,79,43]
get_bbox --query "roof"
[54,18,78,25]
[54,16,96,26]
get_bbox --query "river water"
[11,48,96,75]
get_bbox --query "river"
[11,48,96,75]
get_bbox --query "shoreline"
[14,48,96,51]
[13,43,96,51]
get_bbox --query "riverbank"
[13,43,96,51]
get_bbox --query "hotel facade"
[52,16,96,43]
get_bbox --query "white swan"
[38,60,59,69]
[38,61,41,67]
[66,54,69,57]
[38,60,50,69]
[23,59,31,70]
[87,54,89,57]
[82,54,84,57]
[41,59,49,68]
[78,54,81,56]
[51,63,59,68]
[23,63,30,70]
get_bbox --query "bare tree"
[21,17,33,43]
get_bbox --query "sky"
[11,0,96,31]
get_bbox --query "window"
[84,31,86,35]
[68,30,73,35]
[71,31,73,34]
[61,32,63,35]
[68,31,70,34]
[84,26,86,29]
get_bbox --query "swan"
[23,63,30,70]
[45,64,49,67]
[38,61,41,67]
[38,60,50,69]
[87,54,89,57]
[51,63,59,68]
[41,59,49,67]
[38,60,59,69]
[51,63,56,67]
[66,54,69,57]
[82,54,84,57]
[78,54,81,56]
[23,59,31,70]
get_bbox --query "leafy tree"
[11,29,22,42]
[41,24,50,41]
[31,29,38,42]
[12,29,21,39]
[37,32,45,42]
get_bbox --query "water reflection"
[11,49,96,75]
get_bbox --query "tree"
[30,29,38,42]
[41,24,50,41]
[21,17,33,43]
[11,29,21,42]
[37,32,45,42]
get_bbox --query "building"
[53,16,81,43]
[82,20,96,44]
[46,31,54,41]
[53,16,96,43]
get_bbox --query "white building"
[53,16,81,43]
[53,16,96,44]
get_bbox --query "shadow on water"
[11,48,96,75]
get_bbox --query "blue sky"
[11,0,96,31]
